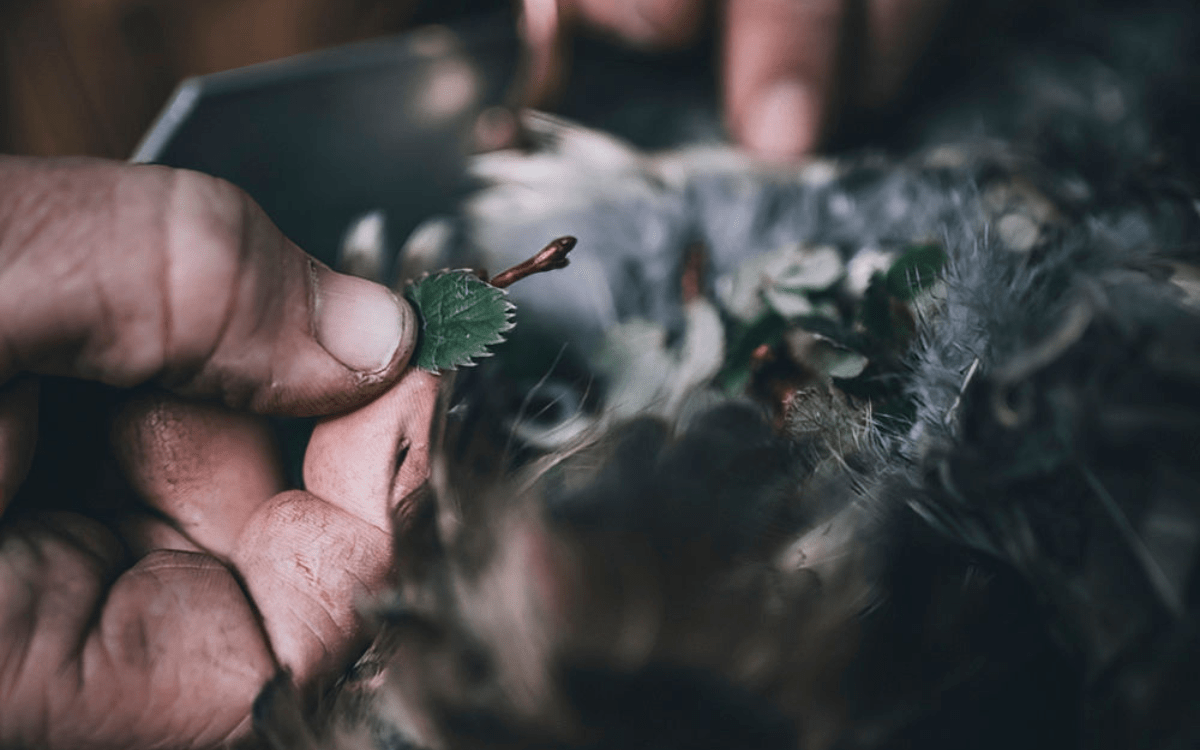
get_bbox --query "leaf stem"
[489,236,576,289]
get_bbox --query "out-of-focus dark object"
[131,17,519,272]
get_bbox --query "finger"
[223,369,442,687]
[724,0,849,159]
[122,370,441,697]
[112,391,285,559]
[562,0,708,48]
[0,377,38,515]
[859,0,952,106]
[304,368,442,534]
[0,512,275,748]
[231,490,395,685]
[518,0,570,108]
[0,156,417,416]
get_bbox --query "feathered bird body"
[256,3,1200,748]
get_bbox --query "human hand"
[0,156,437,748]
[532,0,951,159]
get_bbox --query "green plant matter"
[407,270,516,371]
[405,236,576,372]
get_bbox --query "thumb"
[0,156,416,416]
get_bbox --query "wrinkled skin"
[0,156,440,749]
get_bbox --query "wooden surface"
[0,0,416,157]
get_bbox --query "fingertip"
[723,0,845,159]
[739,80,822,160]
[259,264,418,417]
[155,169,415,418]
[305,368,442,534]
[313,267,417,377]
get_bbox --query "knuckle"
[166,170,247,239]
[79,167,253,388]
[163,169,249,281]
[158,169,256,392]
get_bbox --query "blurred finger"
[0,377,38,515]
[725,0,849,159]
[859,0,952,106]
[0,157,416,417]
[112,391,285,559]
[518,0,569,108]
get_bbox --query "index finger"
[724,0,849,159]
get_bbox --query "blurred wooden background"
[0,0,423,157]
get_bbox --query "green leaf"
[406,270,516,371]
[885,243,947,300]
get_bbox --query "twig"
[489,236,577,289]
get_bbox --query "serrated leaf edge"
[405,269,517,372]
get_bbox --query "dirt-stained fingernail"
[315,272,415,373]
[743,80,819,160]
